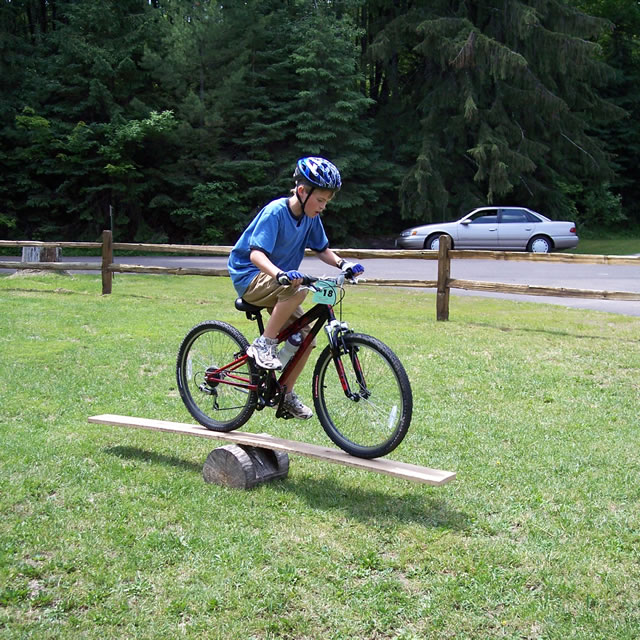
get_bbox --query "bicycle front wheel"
[312,333,412,458]
[176,321,258,432]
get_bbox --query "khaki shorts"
[242,272,316,345]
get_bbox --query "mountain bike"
[176,273,412,459]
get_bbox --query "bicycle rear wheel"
[312,333,412,458]
[176,321,258,432]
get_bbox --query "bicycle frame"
[204,300,337,397]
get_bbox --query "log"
[1,239,638,266]
[202,444,289,489]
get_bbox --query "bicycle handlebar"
[301,270,359,291]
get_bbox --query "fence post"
[436,235,451,321]
[101,230,113,295]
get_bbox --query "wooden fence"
[1,230,639,320]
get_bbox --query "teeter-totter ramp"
[88,414,456,490]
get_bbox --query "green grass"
[567,231,640,255]
[1,272,639,639]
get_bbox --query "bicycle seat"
[235,298,263,314]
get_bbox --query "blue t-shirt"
[228,197,329,297]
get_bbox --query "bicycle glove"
[338,260,364,276]
[276,270,305,285]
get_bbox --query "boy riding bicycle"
[227,157,364,420]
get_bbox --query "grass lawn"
[1,272,639,639]
[567,232,640,256]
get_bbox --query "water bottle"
[278,332,302,367]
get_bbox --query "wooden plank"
[311,248,439,260]
[0,240,102,249]
[0,261,100,271]
[108,263,229,277]
[358,279,438,288]
[88,414,456,486]
[449,250,640,266]
[2,239,638,265]
[325,248,640,266]
[112,242,233,256]
[449,278,640,301]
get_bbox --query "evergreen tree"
[287,7,386,243]
[367,0,622,227]
[0,0,178,240]
[0,0,631,244]
[573,0,640,228]
[155,0,386,244]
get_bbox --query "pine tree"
[367,0,622,226]
[1,0,629,244]
[159,0,386,244]
[0,0,181,240]
[572,0,640,228]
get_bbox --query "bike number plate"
[312,281,338,305]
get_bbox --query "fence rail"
[2,231,639,320]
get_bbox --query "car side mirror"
[461,219,471,225]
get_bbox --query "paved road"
[3,254,640,316]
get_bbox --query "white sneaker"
[247,336,282,370]
[282,391,313,420]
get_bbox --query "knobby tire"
[176,321,258,432]
[312,333,412,458]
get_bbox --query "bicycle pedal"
[277,410,294,420]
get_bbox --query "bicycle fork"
[325,320,369,402]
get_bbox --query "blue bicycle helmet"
[294,157,342,191]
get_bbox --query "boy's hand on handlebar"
[338,259,364,278]
[276,270,316,286]
[276,270,303,285]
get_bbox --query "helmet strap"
[295,185,315,218]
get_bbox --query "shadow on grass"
[468,320,639,343]
[105,445,202,473]
[105,445,468,530]
[271,475,469,530]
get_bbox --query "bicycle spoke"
[177,321,257,432]
[313,333,412,458]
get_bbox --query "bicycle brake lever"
[342,272,358,285]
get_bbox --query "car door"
[456,209,500,249]
[497,208,538,249]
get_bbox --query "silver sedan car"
[395,207,579,253]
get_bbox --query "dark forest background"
[1,0,639,246]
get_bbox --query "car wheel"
[527,235,553,253]
[425,234,451,251]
